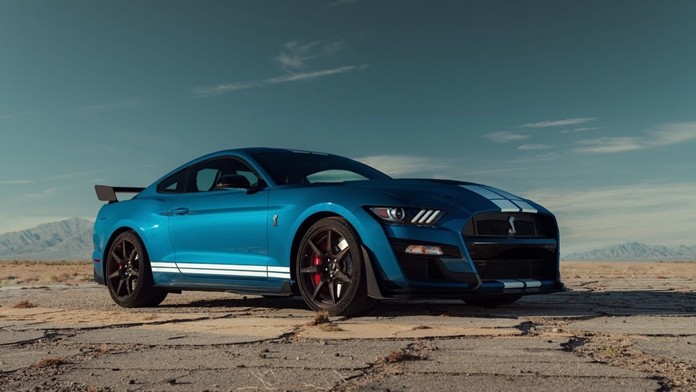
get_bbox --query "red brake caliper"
[312,254,322,285]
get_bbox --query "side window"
[185,157,260,193]
[157,169,187,193]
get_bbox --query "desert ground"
[1,261,694,391]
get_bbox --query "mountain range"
[0,218,93,261]
[0,218,694,262]
[563,242,696,261]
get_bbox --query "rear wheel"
[296,217,377,317]
[105,231,167,307]
[464,295,522,308]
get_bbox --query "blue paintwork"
[92,147,562,298]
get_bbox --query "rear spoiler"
[95,185,145,203]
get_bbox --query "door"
[168,157,269,280]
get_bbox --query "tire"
[295,217,377,317]
[105,231,168,308]
[464,295,522,308]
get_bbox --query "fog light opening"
[404,245,444,256]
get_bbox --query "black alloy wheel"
[296,217,376,317]
[105,231,167,307]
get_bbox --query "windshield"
[252,151,391,185]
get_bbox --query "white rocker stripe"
[178,268,267,278]
[176,263,266,271]
[151,262,178,268]
[267,266,291,273]
[268,272,292,279]
[151,267,179,273]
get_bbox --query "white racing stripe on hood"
[461,185,537,214]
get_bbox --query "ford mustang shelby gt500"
[93,148,562,316]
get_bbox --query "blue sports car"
[93,148,562,316]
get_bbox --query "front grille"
[463,212,559,281]
[462,212,557,238]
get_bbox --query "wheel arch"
[101,226,149,277]
[288,211,384,299]
[288,212,341,282]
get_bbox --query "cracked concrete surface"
[0,261,695,391]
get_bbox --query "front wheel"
[295,217,377,317]
[105,231,168,308]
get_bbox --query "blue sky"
[1,1,695,253]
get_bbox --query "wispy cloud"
[574,122,696,154]
[193,65,365,97]
[0,180,33,185]
[274,41,323,71]
[194,39,360,98]
[574,137,642,154]
[518,144,553,151]
[73,100,147,115]
[561,127,599,134]
[483,131,530,143]
[356,155,447,177]
[0,113,17,120]
[521,117,595,128]
[529,182,696,253]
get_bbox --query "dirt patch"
[0,260,92,287]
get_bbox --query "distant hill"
[563,242,696,261]
[0,218,93,261]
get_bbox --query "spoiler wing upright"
[95,185,145,203]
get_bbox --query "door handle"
[171,207,190,216]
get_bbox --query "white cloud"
[483,131,530,143]
[648,122,696,146]
[528,183,696,253]
[194,39,359,98]
[356,155,447,177]
[574,137,643,154]
[518,144,553,151]
[274,40,323,71]
[323,39,348,55]
[0,180,33,185]
[574,122,696,154]
[193,66,365,97]
[521,117,595,128]
[561,127,599,134]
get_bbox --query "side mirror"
[216,174,251,190]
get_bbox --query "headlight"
[368,207,445,225]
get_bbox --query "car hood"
[344,179,550,216]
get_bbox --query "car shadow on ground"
[158,289,696,318]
